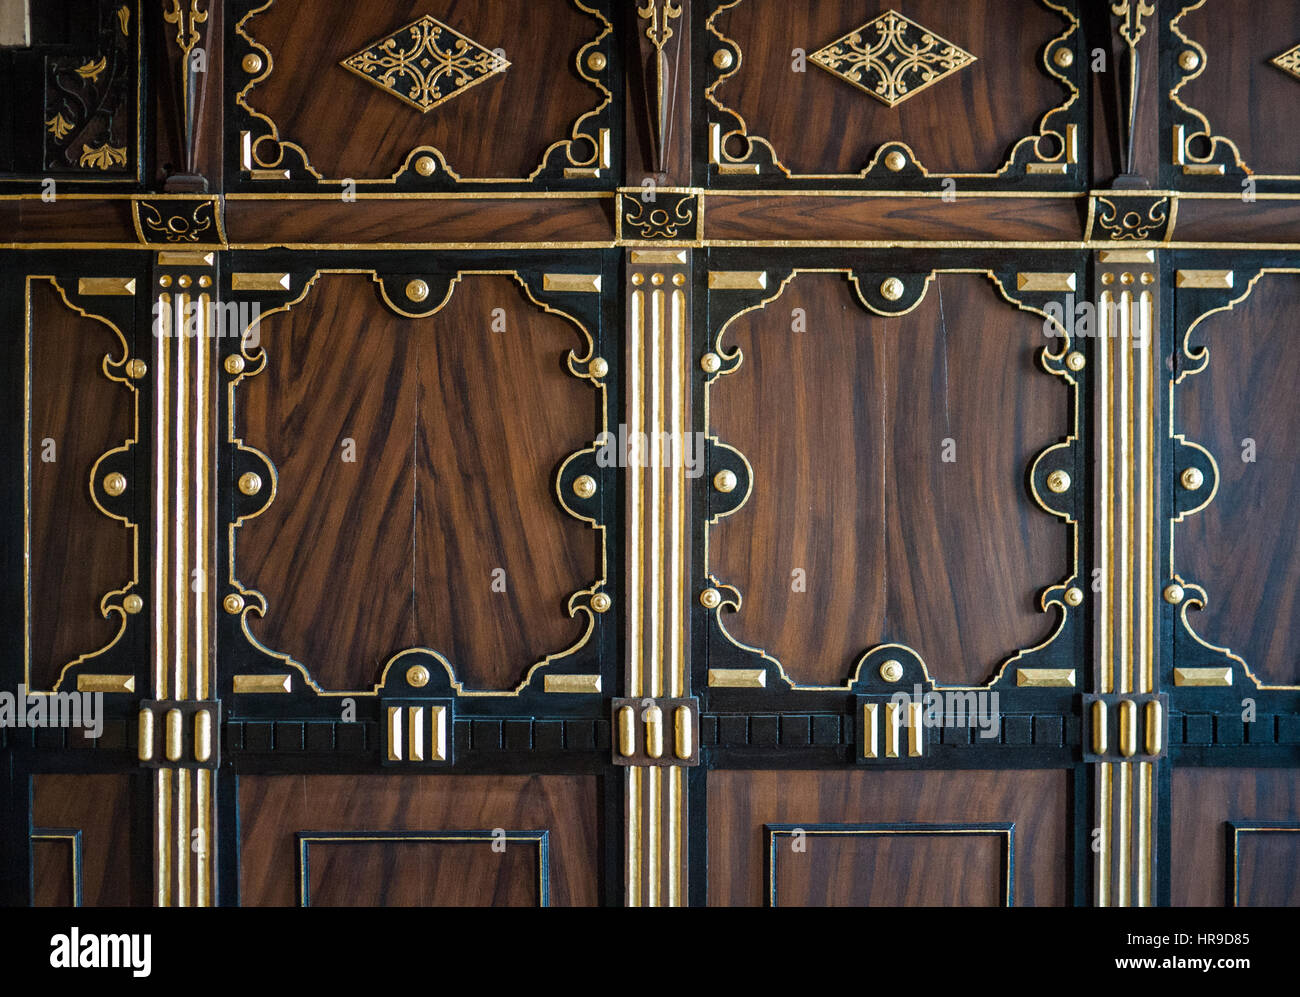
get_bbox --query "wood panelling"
[239,774,600,906]
[710,272,1068,686]
[32,839,76,907]
[1173,0,1300,178]
[236,272,598,690]
[1171,768,1300,906]
[1176,273,1300,687]
[27,279,133,690]
[238,0,604,181]
[772,828,1006,906]
[32,775,135,906]
[709,0,1071,177]
[708,769,1068,906]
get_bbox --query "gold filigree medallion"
[340,15,509,113]
[809,10,975,108]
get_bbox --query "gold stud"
[199,275,212,288]
[884,150,907,172]
[1065,586,1084,607]
[1164,583,1185,605]
[672,273,686,286]
[224,355,246,375]
[587,51,607,71]
[1066,351,1086,371]
[243,53,263,74]
[1053,47,1074,69]
[223,593,245,614]
[103,472,127,496]
[879,659,904,683]
[591,592,612,613]
[632,273,644,286]
[1120,271,1134,285]
[414,155,437,177]
[238,472,262,496]
[406,279,429,302]
[1180,467,1204,491]
[880,277,904,301]
[700,352,722,373]
[123,594,144,614]
[588,357,608,378]
[714,469,737,493]
[700,588,722,609]
[1179,49,1200,72]
[178,275,192,288]
[1101,272,1114,285]
[406,664,430,688]
[651,273,665,286]
[159,275,172,288]
[1140,272,1154,285]
[713,49,734,70]
[573,474,597,499]
[1047,470,1071,494]
[126,359,148,379]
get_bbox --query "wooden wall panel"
[707,769,1068,906]
[236,272,598,690]
[1172,0,1300,178]
[237,0,604,181]
[710,272,1067,686]
[31,774,136,906]
[1171,768,1300,906]
[27,280,133,691]
[239,774,601,906]
[709,0,1070,177]
[1176,274,1300,687]
[31,839,77,907]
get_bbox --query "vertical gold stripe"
[1098,292,1112,694]
[156,768,171,907]
[196,293,211,700]
[647,766,660,907]
[173,292,189,703]
[669,288,686,698]
[1136,761,1150,906]
[884,703,900,758]
[863,703,879,758]
[667,765,681,906]
[630,290,644,700]
[176,767,190,907]
[649,289,663,698]
[1140,291,1155,694]
[196,768,210,907]
[1117,291,1131,695]
[1098,762,1112,906]
[155,295,171,699]
[627,767,641,907]
[1117,762,1131,907]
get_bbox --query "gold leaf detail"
[809,9,975,109]
[46,113,74,141]
[340,15,510,113]
[79,143,128,170]
[117,5,130,36]
[1271,43,1300,81]
[76,56,108,83]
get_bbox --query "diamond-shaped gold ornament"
[1270,44,1300,81]
[340,15,510,113]
[809,9,975,108]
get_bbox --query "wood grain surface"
[236,272,599,690]
[239,774,601,906]
[32,774,137,906]
[27,280,134,690]
[707,769,1068,906]
[1176,273,1300,687]
[710,271,1068,686]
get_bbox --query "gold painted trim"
[884,702,900,758]
[231,272,289,291]
[1175,269,1233,289]
[1099,250,1154,263]
[708,270,766,289]
[1119,700,1137,758]
[618,706,636,757]
[157,251,214,266]
[862,702,878,759]
[138,709,154,762]
[542,273,602,293]
[77,277,136,296]
[1172,666,1232,687]
[1016,272,1076,292]
[1092,700,1108,755]
[630,249,687,264]
[707,668,766,688]
[232,673,292,693]
[542,673,602,694]
[76,674,135,693]
[1016,668,1076,687]
[1145,701,1161,755]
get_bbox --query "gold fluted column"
[149,251,218,907]
[625,250,692,906]
[1092,248,1162,906]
